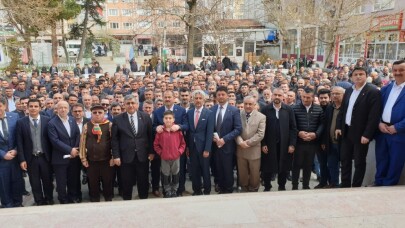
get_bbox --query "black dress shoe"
[263,188,271,192]
[292,185,298,190]
[47,200,55,205]
[192,191,203,196]
[314,184,326,189]
[278,186,286,191]
[214,184,220,192]
[23,190,30,196]
[303,186,311,190]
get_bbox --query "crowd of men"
[0,56,404,208]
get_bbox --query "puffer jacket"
[292,103,324,144]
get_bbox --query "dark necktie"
[216,106,223,131]
[130,114,137,136]
[246,113,251,123]
[33,119,38,128]
[1,118,8,140]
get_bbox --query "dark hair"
[27,98,40,106]
[163,110,174,117]
[303,87,315,95]
[72,103,84,110]
[393,60,405,65]
[68,94,78,99]
[143,99,154,105]
[317,89,331,97]
[216,86,228,94]
[0,97,7,106]
[350,67,367,77]
[110,102,121,109]
[239,82,249,89]
[20,96,29,101]
[179,88,190,93]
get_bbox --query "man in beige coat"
[236,96,266,192]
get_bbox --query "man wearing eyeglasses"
[79,104,114,202]
[112,95,154,200]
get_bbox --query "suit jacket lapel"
[394,85,405,107]
[137,112,143,135]
[125,113,136,138]
[353,85,368,108]
[383,84,393,107]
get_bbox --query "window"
[157,21,165,28]
[110,22,119,29]
[136,9,151,16]
[172,21,181,28]
[353,5,366,14]
[108,9,118,16]
[373,0,395,11]
[123,23,133,29]
[122,9,132,16]
[138,21,151,28]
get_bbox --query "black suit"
[112,111,153,200]
[48,116,81,203]
[337,83,382,187]
[16,115,54,205]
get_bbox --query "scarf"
[91,119,110,143]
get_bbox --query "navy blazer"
[0,112,19,166]
[152,105,188,132]
[379,82,405,141]
[47,116,80,165]
[210,104,242,154]
[185,108,215,153]
[16,115,52,164]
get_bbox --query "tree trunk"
[186,0,197,62]
[61,20,70,63]
[51,22,58,65]
[77,0,90,61]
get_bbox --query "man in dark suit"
[0,98,23,208]
[112,95,154,200]
[336,67,382,188]
[185,90,214,195]
[261,88,297,191]
[16,98,54,205]
[375,60,405,186]
[210,86,242,193]
[152,90,187,196]
[48,101,81,204]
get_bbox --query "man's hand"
[3,152,15,160]
[109,159,114,167]
[379,122,389,134]
[8,149,17,156]
[203,151,209,158]
[156,125,164,133]
[70,148,79,157]
[262,146,268,154]
[114,158,121,166]
[298,131,307,139]
[288,146,295,154]
[387,125,397,135]
[20,161,27,171]
[335,130,342,139]
[82,160,89,168]
[308,133,316,141]
[148,154,155,161]
[216,138,225,148]
[239,141,250,149]
[170,124,180,132]
[360,136,370,144]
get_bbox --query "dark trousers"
[340,136,369,187]
[150,155,161,191]
[375,133,405,186]
[0,162,23,208]
[316,150,330,186]
[27,156,53,204]
[210,148,218,185]
[292,143,318,188]
[120,156,149,200]
[215,149,234,193]
[328,143,340,186]
[177,153,187,194]
[263,143,288,190]
[190,144,211,194]
[53,158,82,203]
[87,160,114,202]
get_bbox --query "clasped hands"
[298,131,316,141]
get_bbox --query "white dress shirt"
[127,112,138,133]
[76,118,84,134]
[345,83,367,126]
[216,103,228,122]
[59,116,71,137]
[273,104,281,119]
[382,81,405,123]
[7,98,16,112]
[29,115,41,127]
[0,115,8,137]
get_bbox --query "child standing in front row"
[153,110,186,198]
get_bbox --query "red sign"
[400,31,405,42]
[371,13,403,31]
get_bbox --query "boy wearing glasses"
[79,104,114,202]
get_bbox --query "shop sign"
[371,13,403,31]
